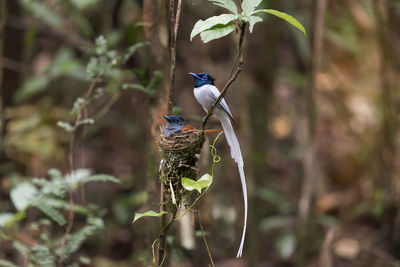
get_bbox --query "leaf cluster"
[0,169,119,265]
[190,0,307,43]
[56,35,155,133]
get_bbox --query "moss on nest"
[159,129,205,213]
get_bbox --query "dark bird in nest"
[163,115,220,137]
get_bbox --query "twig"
[298,0,327,221]
[58,74,101,265]
[158,210,177,266]
[201,22,247,130]
[318,228,335,267]
[2,57,28,73]
[166,0,182,114]
[196,210,215,267]
[0,0,6,157]
[373,0,395,197]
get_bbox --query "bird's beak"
[189,72,200,79]
[163,116,170,122]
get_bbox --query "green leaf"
[122,42,150,63]
[71,97,87,116]
[0,213,14,227]
[0,259,19,267]
[10,182,39,211]
[122,83,148,93]
[66,170,120,189]
[209,0,237,14]
[60,218,103,262]
[12,242,29,258]
[14,75,49,102]
[200,23,236,43]
[70,0,99,10]
[31,245,56,267]
[132,210,167,223]
[248,15,263,33]
[276,233,296,259]
[190,14,238,41]
[79,256,91,265]
[57,121,75,132]
[21,0,62,29]
[80,174,120,184]
[95,35,107,55]
[33,177,67,198]
[77,118,95,127]
[48,168,62,179]
[49,49,81,77]
[241,0,262,14]
[33,199,66,226]
[181,174,213,193]
[253,9,307,36]
[259,216,294,232]
[0,212,26,228]
[122,70,162,97]
[44,199,91,215]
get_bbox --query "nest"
[160,129,204,150]
[159,128,205,212]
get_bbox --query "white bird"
[189,72,247,258]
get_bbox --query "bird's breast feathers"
[193,84,234,119]
[194,84,217,110]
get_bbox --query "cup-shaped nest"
[159,129,205,210]
[160,129,204,151]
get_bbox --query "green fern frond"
[33,199,66,226]
[30,245,56,267]
[58,217,104,262]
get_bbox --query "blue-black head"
[189,72,215,88]
[163,115,185,126]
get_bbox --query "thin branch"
[166,0,175,115]
[373,0,395,196]
[158,210,177,266]
[166,0,182,114]
[201,22,247,130]
[298,0,327,221]
[174,0,183,41]
[0,0,6,157]
[2,57,28,73]
[196,210,215,267]
[58,74,101,264]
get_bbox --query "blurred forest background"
[1,0,400,266]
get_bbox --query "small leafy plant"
[190,0,306,43]
[0,169,119,266]
[0,35,155,266]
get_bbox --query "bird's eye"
[202,76,207,81]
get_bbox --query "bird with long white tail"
[189,72,247,258]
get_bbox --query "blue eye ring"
[201,76,207,81]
